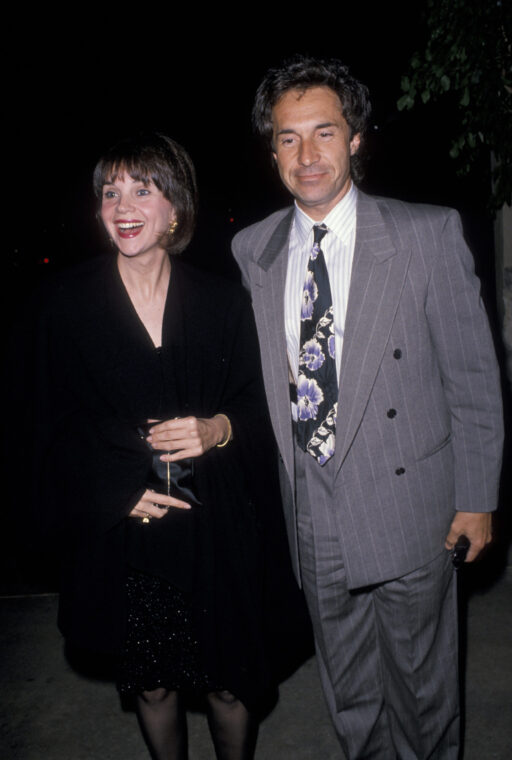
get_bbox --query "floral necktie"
[296,224,337,465]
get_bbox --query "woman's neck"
[116,249,172,348]
[117,249,171,302]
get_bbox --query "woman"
[34,133,275,760]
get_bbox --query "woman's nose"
[116,193,135,212]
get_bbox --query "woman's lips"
[115,220,144,239]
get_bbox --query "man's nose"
[298,138,319,166]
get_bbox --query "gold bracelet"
[215,413,232,448]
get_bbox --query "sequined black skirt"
[117,570,218,695]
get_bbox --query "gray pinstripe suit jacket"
[232,190,503,590]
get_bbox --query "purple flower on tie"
[311,242,321,261]
[297,374,324,421]
[316,433,335,465]
[301,272,318,321]
[300,338,325,371]
[328,334,336,359]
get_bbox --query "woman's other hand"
[128,488,191,519]
[146,416,231,462]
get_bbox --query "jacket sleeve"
[425,209,503,512]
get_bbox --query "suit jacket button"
[387,408,397,418]
[395,467,405,475]
[393,349,402,359]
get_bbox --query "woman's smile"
[101,175,175,257]
[114,219,145,238]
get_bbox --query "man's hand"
[445,511,493,563]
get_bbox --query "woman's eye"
[137,188,150,196]
[103,190,117,199]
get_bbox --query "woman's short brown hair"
[93,133,198,254]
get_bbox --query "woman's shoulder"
[41,254,111,292]
[36,255,113,314]
[172,259,250,310]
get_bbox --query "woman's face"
[101,174,176,258]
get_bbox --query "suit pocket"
[416,432,452,462]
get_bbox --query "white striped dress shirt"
[284,183,358,386]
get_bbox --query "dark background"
[6,6,497,305]
[4,5,508,590]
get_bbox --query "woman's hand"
[128,488,191,520]
[146,416,230,462]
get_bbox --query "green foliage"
[398,0,512,211]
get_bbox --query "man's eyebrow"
[275,122,338,136]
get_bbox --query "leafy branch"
[398,0,511,211]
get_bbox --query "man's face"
[271,86,360,221]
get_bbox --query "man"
[232,56,503,759]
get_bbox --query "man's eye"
[319,131,333,138]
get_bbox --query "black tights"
[136,688,257,760]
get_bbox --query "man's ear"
[350,133,361,156]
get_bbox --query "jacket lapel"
[249,195,412,483]
[334,193,412,473]
[251,210,296,486]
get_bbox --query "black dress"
[29,254,280,711]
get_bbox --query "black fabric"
[118,570,219,695]
[135,421,201,505]
[27,254,286,711]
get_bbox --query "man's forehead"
[272,86,345,125]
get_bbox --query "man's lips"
[294,170,328,182]
[115,220,144,238]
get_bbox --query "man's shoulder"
[232,207,293,252]
[361,191,458,228]
[358,191,463,251]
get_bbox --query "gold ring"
[142,514,151,524]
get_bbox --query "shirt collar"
[293,182,357,247]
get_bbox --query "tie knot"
[313,224,328,246]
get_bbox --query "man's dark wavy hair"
[252,55,372,183]
[93,132,198,255]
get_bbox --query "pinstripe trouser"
[295,447,460,760]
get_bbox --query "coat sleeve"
[28,277,150,540]
[215,287,270,448]
[424,209,503,513]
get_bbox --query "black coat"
[29,254,286,709]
